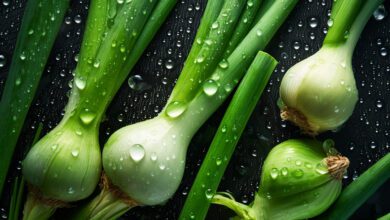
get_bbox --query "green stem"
[211,194,255,220]
[320,153,390,220]
[342,0,385,55]
[22,193,56,220]
[72,188,131,220]
[223,0,263,57]
[63,0,158,128]
[115,0,178,89]
[0,0,69,196]
[168,0,246,105]
[161,0,298,136]
[179,52,277,220]
[378,213,390,220]
[323,0,363,45]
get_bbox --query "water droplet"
[376,99,383,108]
[150,152,157,161]
[68,187,75,194]
[93,60,100,68]
[196,55,205,63]
[281,167,288,176]
[203,79,218,96]
[71,149,79,157]
[216,157,222,166]
[211,21,219,29]
[380,47,387,57]
[221,125,227,133]
[165,101,187,118]
[256,29,263,36]
[51,144,58,151]
[373,5,387,21]
[322,139,335,154]
[309,17,318,28]
[205,189,213,200]
[128,75,150,91]
[0,54,5,68]
[165,59,174,69]
[19,52,26,60]
[129,144,145,162]
[304,162,313,169]
[292,169,304,178]
[218,59,229,69]
[293,41,300,50]
[79,109,96,125]
[15,77,22,86]
[295,160,302,166]
[270,168,279,179]
[327,18,334,27]
[74,14,82,24]
[75,77,86,90]
[315,161,329,174]
[159,164,166,170]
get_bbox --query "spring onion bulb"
[279,0,384,135]
[71,0,298,219]
[212,139,349,220]
[21,0,176,219]
[0,0,69,196]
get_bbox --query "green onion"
[212,139,350,220]
[0,0,69,196]
[179,51,277,220]
[320,153,390,220]
[279,0,384,135]
[168,0,246,105]
[222,0,263,57]
[21,0,176,219]
[81,0,297,217]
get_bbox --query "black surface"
[0,0,389,219]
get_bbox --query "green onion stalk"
[71,0,299,219]
[211,139,350,220]
[279,0,384,135]
[0,0,69,196]
[21,0,176,219]
[179,52,278,220]
[320,152,390,220]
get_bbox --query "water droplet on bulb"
[129,144,145,162]
[270,168,279,179]
[315,162,329,174]
[166,101,187,118]
[150,152,157,161]
[68,187,75,194]
[292,169,304,178]
[71,149,79,157]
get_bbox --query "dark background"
[0,0,389,219]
